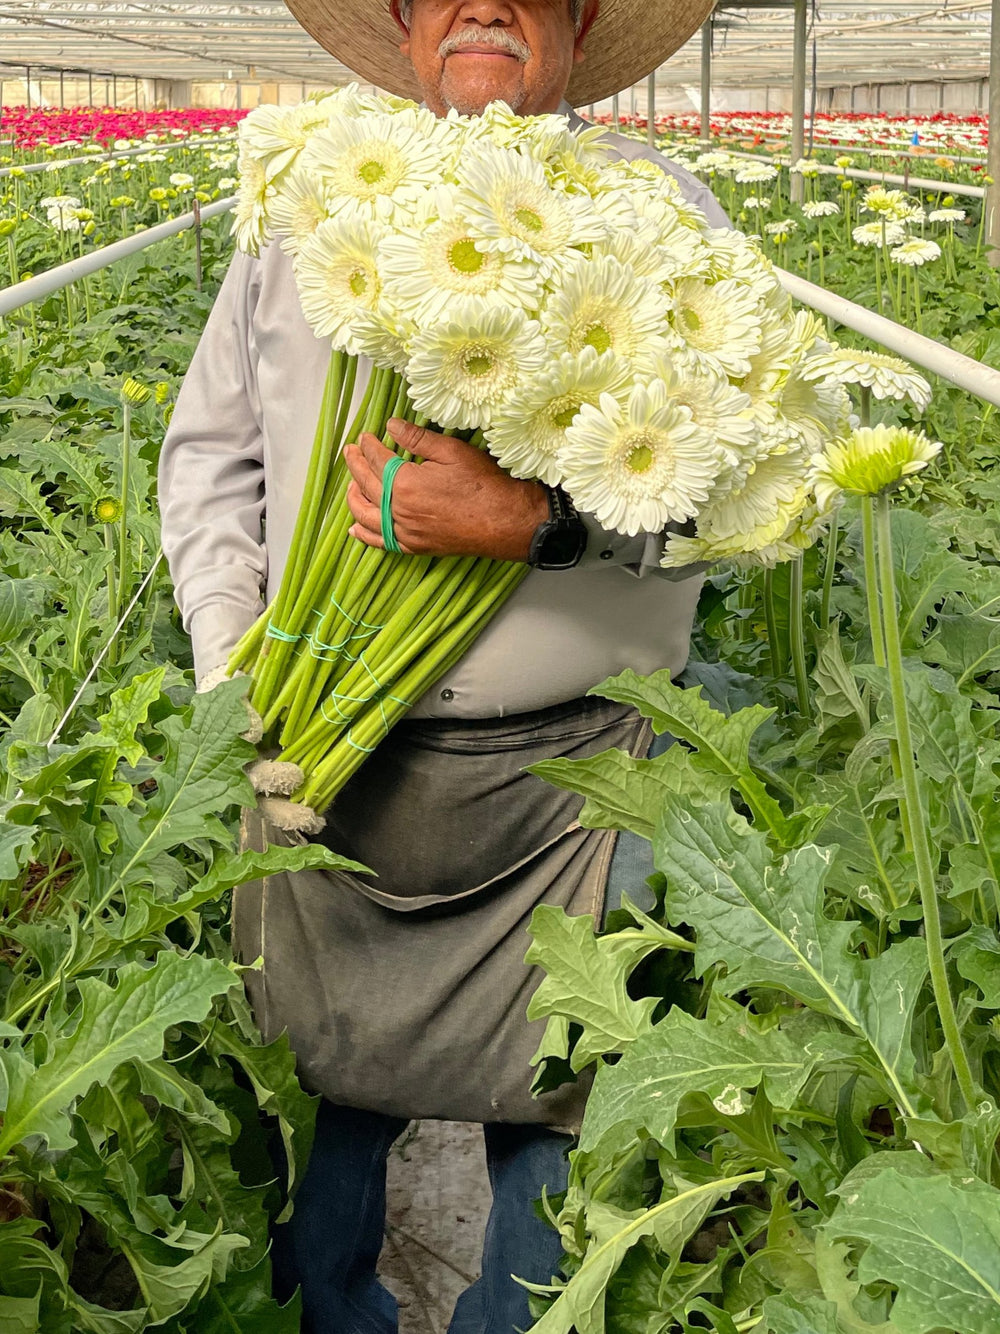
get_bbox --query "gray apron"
[233,695,651,1130]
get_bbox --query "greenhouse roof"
[0,0,991,90]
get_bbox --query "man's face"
[391,0,597,118]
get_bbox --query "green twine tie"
[380,454,406,555]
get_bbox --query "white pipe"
[0,133,232,179]
[777,267,1000,408]
[0,196,235,316]
[721,149,985,199]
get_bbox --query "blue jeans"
[271,1100,573,1334]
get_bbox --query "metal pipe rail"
[720,148,985,200]
[777,267,1000,409]
[0,194,235,316]
[0,133,233,179]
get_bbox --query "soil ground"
[380,1121,493,1334]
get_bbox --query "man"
[159,2,724,1330]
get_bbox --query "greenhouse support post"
[790,0,808,203]
[647,71,655,148]
[700,18,712,143]
[988,0,1000,266]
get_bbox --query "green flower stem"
[763,567,783,679]
[117,401,133,619]
[819,511,840,627]
[875,490,979,1115]
[789,554,811,718]
[861,496,886,669]
[912,267,923,335]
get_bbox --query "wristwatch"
[527,484,589,570]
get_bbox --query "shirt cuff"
[189,601,264,685]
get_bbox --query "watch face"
[535,520,588,569]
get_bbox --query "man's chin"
[439,72,527,117]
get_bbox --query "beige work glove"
[197,666,325,838]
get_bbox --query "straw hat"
[284,0,716,108]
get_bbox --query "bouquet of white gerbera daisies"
[226,87,927,819]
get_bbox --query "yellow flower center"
[349,268,369,297]
[583,323,612,354]
[625,438,656,473]
[358,159,387,186]
[463,350,495,378]
[449,239,486,275]
[680,306,702,333]
[552,399,582,430]
[514,206,544,234]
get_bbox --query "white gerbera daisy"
[696,151,736,172]
[852,220,906,247]
[661,483,824,570]
[168,172,194,189]
[737,312,795,415]
[651,353,756,459]
[239,102,332,179]
[405,301,548,431]
[231,149,273,255]
[797,348,931,410]
[454,146,607,275]
[743,195,771,211]
[559,385,723,536]
[301,112,442,223]
[380,216,540,324]
[928,207,966,223]
[773,371,851,452]
[268,166,331,256]
[811,424,942,509]
[802,200,841,219]
[687,447,810,544]
[542,253,670,370]
[765,218,798,240]
[890,237,941,267]
[351,304,416,375]
[790,159,822,178]
[486,348,631,484]
[668,277,762,379]
[735,160,779,184]
[293,215,387,352]
[860,186,913,219]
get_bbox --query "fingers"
[387,417,466,462]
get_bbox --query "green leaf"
[0,436,106,505]
[525,906,661,1071]
[761,1293,842,1334]
[827,1161,1000,1334]
[190,1254,301,1333]
[813,623,868,736]
[0,1290,42,1333]
[653,801,927,1114]
[891,507,977,650]
[0,952,236,1157]
[929,613,1000,687]
[529,1174,762,1334]
[120,1225,247,1324]
[0,578,47,643]
[530,745,731,842]
[88,668,166,767]
[0,822,36,883]
[578,1007,815,1157]
[954,926,1000,1007]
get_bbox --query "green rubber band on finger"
[381,454,406,555]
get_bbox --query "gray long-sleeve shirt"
[159,117,730,717]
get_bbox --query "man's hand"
[344,418,549,562]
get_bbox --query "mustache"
[438,27,531,63]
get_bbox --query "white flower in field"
[810,423,942,508]
[852,220,906,247]
[293,215,387,353]
[169,172,194,189]
[802,200,840,218]
[902,204,927,226]
[454,146,607,274]
[268,166,331,256]
[231,149,274,255]
[928,207,966,223]
[668,277,762,379]
[773,371,851,452]
[486,347,630,484]
[765,218,798,240]
[797,348,931,410]
[790,158,822,177]
[380,214,540,324]
[209,152,238,169]
[743,195,771,210]
[559,384,723,535]
[406,300,548,431]
[735,160,779,184]
[40,194,81,210]
[218,177,238,190]
[301,112,443,223]
[696,151,736,172]
[542,253,669,370]
[890,237,941,267]
[135,152,167,163]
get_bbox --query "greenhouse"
[1,1,1000,1332]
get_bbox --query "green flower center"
[463,351,495,378]
[680,306,702,333]
[552,400,582,430]
[514,206,544,234]
[583,323,612,354]
[449,239,486,275]
[625,439,655,474]
[349,268,369,298]
[358,159,387,186]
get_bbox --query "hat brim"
[283,0,716,108]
